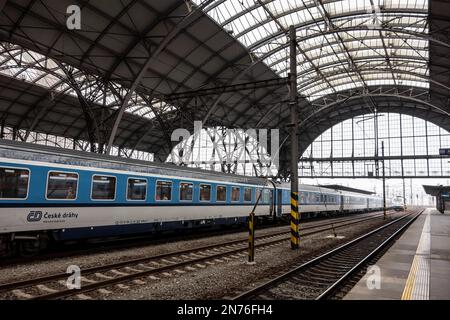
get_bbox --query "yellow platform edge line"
[401,255,419,300]
[401,211,431,300]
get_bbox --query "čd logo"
[27,211,43,222]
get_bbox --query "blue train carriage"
[294,185,383,216]
[341,191,370,212]
[0,139,383,256]
[273,184,381,218]
[0,139,281,256]
[369,195,385,211]
[294,184,343,218]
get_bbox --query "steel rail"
[0,210,395,299]
[231,209,423,300]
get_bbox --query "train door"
[277,189,283,216]
[340,195,344,212]
[269,190,274,216]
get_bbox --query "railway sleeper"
[300,272,342,284]
[291,275,334,286]
[311,266,349,276]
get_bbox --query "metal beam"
[300,155,450,161]
[160,78,288,101]
[298,175,450,179]
[105,2,210,154]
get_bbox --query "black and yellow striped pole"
[248,189,262,264]
[248,211,255,264]
[290,192,300,249]
[289,25,300,249]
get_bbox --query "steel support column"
[289,26,299,250]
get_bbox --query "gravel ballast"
[94,215,401,299]
[0,212,402,299]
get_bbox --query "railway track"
[0,219,287,263]
[0,210,398,300]
[230,208,424,300]
[0,210,381,264]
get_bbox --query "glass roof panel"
[194,0,429,101]
[0,42,175,120]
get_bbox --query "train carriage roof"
[319,185,375,195]
[0,139,266,185]
[278,183,343,195]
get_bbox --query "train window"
[47,171,78,200]
[262,189,271,204]
[91,175,116,200]
[127,178,147,201]
[231,187,240,202]
[180,182,193,201]
[244,188,252,202]
[156,180,172,201]
[199,184,211,201]
[255,189,262,202]
[216,185,227,202]
[300,192,306,203]
[0,167,29,199]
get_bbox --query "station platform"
[344,208,450,300]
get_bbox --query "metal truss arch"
[0,0,449,177]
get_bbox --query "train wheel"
[18,239,41,257]
[17,235,48,257]
[0,237,13,258]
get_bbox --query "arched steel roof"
[0,0,448,176]
[195,0,432,99]
[193,0,450,176]
[0,0,286,158]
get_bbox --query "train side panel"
[0,159,275,237]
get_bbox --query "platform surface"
[344,208,450,300]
